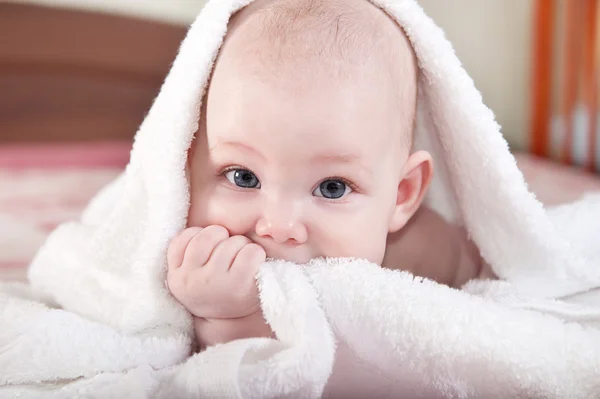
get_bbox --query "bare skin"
[383,206,494,288]
[167,226,273,350]
[166,0,491,350]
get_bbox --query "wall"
[418,0,533,149]
[12,0,533,148]
[10,0,207,26]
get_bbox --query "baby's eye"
[313,179,352,199]
[224,169,261,189]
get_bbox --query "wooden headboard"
[0,3,187,143]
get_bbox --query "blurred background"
[1,0,600,280]
[3,0,598,166]
[7,0,534,147]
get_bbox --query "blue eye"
[313,179,351,199]
[225,169,261,189]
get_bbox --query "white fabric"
[2,0,600,397]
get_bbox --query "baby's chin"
[265,252,365,265]
[259,240,378,265]
[264,249,317,265]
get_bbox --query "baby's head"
[188,0,432,265]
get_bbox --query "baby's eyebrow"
[311,153,372,176]
[210,140,266,161]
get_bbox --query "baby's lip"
[249,237,313,264]
[262,247,313,265]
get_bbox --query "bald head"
[228,0,415,79]
[189,0,426,268]
[214,0,418,148]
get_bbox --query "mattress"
[0,142,129,280]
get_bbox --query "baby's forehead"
[210,0,417,150]
[224,0,416,79]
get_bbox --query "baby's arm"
[166,226,274,349]
[383,206,494,288]
[192,310,274,351]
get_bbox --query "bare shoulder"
[382,206,488,287]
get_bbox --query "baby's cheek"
[189,191,257,235]
[349,235,387,265]
[319,219,386,265]
[343,218,388,265]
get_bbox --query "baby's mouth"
[261,246,313,265]
[249,236,314,265]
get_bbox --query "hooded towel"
[2,0,600,397]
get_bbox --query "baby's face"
[188,66,409,265]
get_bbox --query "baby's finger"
[207,235,252,271]
[183,225,230,268]
[231,243,266,280]
[167,227,203,270]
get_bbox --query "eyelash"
[217,165,361,194]
[218,164,249,177]
[317,176,359,194]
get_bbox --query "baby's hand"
[166,225,266,320]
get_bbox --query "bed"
[1,2,600,282]
[0,2,186,279]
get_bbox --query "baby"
[166,0,488,349]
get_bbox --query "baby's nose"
[255,203,307,245]
[255,219,308,245]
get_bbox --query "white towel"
[2,0,600,397]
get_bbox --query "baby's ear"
[389,151,433,233]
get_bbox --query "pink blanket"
[0,142,129,278]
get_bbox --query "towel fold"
[2,0,600,397]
